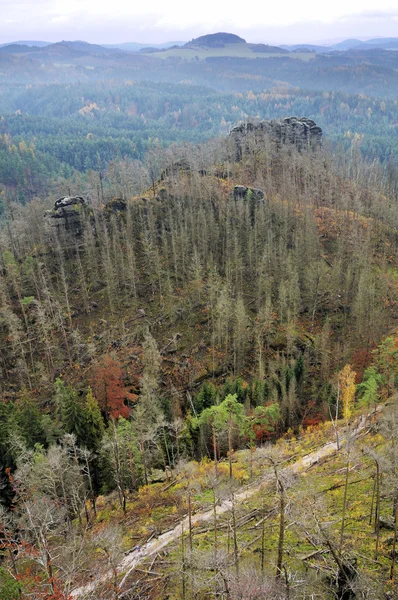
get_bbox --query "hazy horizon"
[2,0,398,46]
[0,34,393,47]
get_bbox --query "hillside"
[1,111,398,599]
[69,404,393,599]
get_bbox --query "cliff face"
[230,117,322,159]
[44,196,91,242]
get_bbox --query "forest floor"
[70,405,383,598]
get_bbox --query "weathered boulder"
[45,195,91,238]
[379,516,395,531]
[54,195,87,210]
[230,117,322,160]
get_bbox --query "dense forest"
[1,81,398,209]
[1,126,398,598]
[1,33,398,600]
[1,38,398,210]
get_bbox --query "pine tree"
[54,378,87,445]
[83,387,105,451]
[16,394,47,449]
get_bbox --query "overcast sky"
[2,0,398,45]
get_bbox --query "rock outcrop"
[233,185,264,202]
[230,117,322,159]
[103,198,127,219]
[45,195,91,238]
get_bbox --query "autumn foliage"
[338,364,357,421]
[91,354,133,419]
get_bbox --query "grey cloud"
[1,4,398,46]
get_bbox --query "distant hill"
[52,40,122,55]
[248,43,289,54]
[142,32,289,59]
[0,40,124,62]
[185,32,246,48]
[354,38,398,50]
[0,40,51,48]
[280,38,398,53]
[2,36,397,56]
[0,44,43,54]
[330,39,362,51]
[281,43,330,53]
[103,41,186,52]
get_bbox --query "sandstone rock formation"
[45,196,91,238]
[230,117,322,160]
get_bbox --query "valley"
[1,27,398,600]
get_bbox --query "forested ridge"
[1,45,398,209]
[1,124,398,598]
[1,81,398,209]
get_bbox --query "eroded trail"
[71,409,380,598]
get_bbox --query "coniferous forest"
[1,31,398,600]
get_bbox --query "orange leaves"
[91,354,132,420]
[351,347,374,382]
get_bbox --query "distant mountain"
[185,33,246,48]
[281,44,329,53]
[353,38,398,50]
[0,44,43,54]
[2,36,397,56]
[0,39,185,55]
[329,39,362,51]
[103,41,185,52]
[248,43,289,54]
[280,37,398,54]
[52,41,122,55]
[0,40,124,61]
[136,32,288,59]
[115,32,288,59]
[0,40,51,48]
